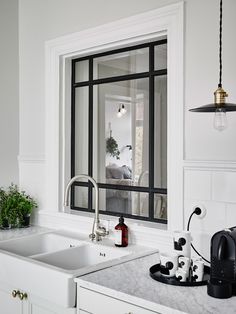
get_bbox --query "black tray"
[149,263,210,287]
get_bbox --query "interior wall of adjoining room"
[0,0,19,187]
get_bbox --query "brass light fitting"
[214,86,228,106]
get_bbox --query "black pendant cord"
[218,0,223,88]
[187,212,210,264]
[189,0,236,112]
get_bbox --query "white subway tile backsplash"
[189,230,212,262]
[184,170,211,200]
[212,171,236,203]
[184,166,236,260]
[184,200,227,234]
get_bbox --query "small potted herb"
[0,184,37,229]
[0,188,9,228]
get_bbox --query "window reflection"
[72,40,168,222]
[93,79,149,187]
[98,189,149,217]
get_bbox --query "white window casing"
[43,2,184,233]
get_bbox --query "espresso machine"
[208,226,236,298]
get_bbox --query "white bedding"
[106,178,133,199]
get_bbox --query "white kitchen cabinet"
[77,286,160,314]
[0,281,29,314]
[0,280,76,314]
[29,303,56,314]
[28,294,76,314]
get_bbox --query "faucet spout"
[64,174,108,241]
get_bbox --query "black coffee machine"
[208,226,236,298]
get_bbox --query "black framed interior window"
[71,39,167,224]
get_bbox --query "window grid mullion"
[88,57,93,211]
[73,180,167,194]
[71,40,167,223]
[149,44,155,220]
[71,60,76,208]
[73,69,167,88]
[72,39,167,63]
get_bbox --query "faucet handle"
[103,220,110,235]
[96,225,109,237]
[98,220,109,236]
[89,233,96,241]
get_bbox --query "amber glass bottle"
[114,216,128,247]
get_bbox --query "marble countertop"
[78,253,236,314]
[0,225,51,241]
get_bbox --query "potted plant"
[106,136,120,160]
[0,188,10,229]
[0,184,37,229]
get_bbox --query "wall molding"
[44,2,184,231]
[18,155,45,163]
[184,160,236,171]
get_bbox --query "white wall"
[18,0,236,257]
[185,0,236,160]
[19,0,178,156]
[0,0,19,187]
[18,0,179,204]
[183,0,236,260]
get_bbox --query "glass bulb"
[120,104,127,114]
[117,109,122,118]
[213,108,227,131]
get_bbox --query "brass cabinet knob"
[12,290,20,298]
[19,292,28,301]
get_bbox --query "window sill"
[36,210,171,250]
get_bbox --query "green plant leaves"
[106,136,120,159]
[0,184,38,229]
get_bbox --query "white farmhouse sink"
[0,230,156,308]
[32,243,130,271]
[0,232,82,257]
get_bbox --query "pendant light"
[189,0,236,131]
[117,103,127,117]
[120,104,127,115]
[117,107,122,118]
[117,104,122,118]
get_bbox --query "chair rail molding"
[44,1,184,231]
[18,155,45,163]
[184,160,236,171]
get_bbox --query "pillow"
[106,167,112,179]
[122,165,132,179]
[110,166,124,179]
[106,163,118,179]
[106,164,132,179]
[107,163,118,168]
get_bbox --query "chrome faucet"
[64,174,109,241]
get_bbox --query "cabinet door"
[78,287,160,314]
[0,282,75,314]
[30,303,56,314]
[28,295,76,314]
[0,283,23,314]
